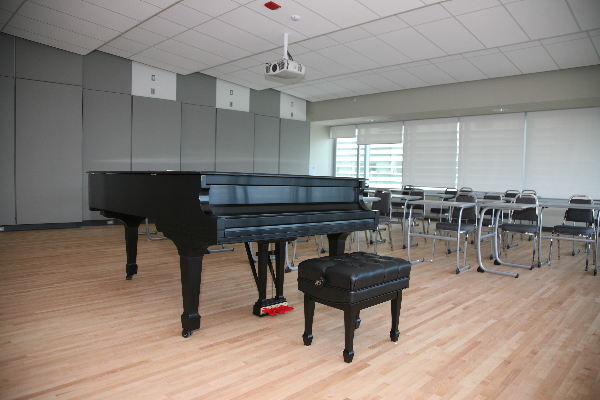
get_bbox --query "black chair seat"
[501,223,539,234]
[379,216,392,224]
[430,207,449,214]
[435,222,476,233]
[553,225,595,236]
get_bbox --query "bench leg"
[303,295,315,346]
[343,306,359,363]
[390,291,402,342]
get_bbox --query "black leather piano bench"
[297,252,411,363]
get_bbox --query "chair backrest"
[512,193,538,222]
[446,188,458,198]
[401,184,414,195]
[522,189,537,196]
[458,187,473,192]
[565,195,594,224]
[372,190,392,218]
[504,189,520,199]
[451,193,477,222]
[484,193,502,200]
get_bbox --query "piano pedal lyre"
[253,298,292,317]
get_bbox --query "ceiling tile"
[33,0,138,32]
[99,43,138,58]
[356,0,425,17]
[506,0,579,39]
[458,6,528,48]
[399,4,451,26]
[353,73,404,91]
[138,16,188,37]
[379,68,427,88]
[345,36,410,66]
[316,44,379,71]
[201,63,241,76]
[105,35,149,54]
[194,19,274,53]
[328,26,371,43]
[245,0,339,37]
[466,50,522,77]
[8,14,104,50]
[157,3,210,28]
[298,0,379,28]
[181,0,239,17]
[567,0,600,31]
[379,27,445,60]
[333,77,376,92]
[2,0,26,12]
[287,43,311,55]
[156,38,227,66]
[0,9,11,25]
[18,2,119,41]
[543,35,599,68]
[360,16,408,35]
[416,17,484,53]
[4,24,91,54]
[442,0,500,15]
[218,7,305,44]
[135,46,204,70]
[301,35,338,50]
[592,34,600,54]
[502,44,557,73]
[295,51,352,75]
[131,53,193,74]
[433,58,487,81]
[402,63,455,85]
[177,29,251,59]
[122,26,166,46]
[84,0,161,21]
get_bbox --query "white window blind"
[357,122,403,144]
[403,118,458,187]
[330,125,356,138]
[458,113,525,192]
[524,107,600,199]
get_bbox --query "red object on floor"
[264,305,294,316]
[264,1,281,10]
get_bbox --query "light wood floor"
[1,226,599,400]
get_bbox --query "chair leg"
[390,292,402,342]
[532,235,537,268]
[303,295,315,346]
[548,238,554,262]
[557,235,561,260]
[343,306,359,363]
[585,241,589,271]
[430,233,437,262]
[388,223,394,251]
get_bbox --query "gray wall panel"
[177,73,216,107]
[0,33,14,77]
[181,104,216,171]
[16,79,82,224]
[0,76,15,225]
[279,118,310,175]
[215,109,254,173]
[83,51,131,94]
[250,89,280,117]
[253,115,279,173]
[132,96,181,171]
[16,38,82,85]
[83,90,132,220]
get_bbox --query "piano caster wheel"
[355,318,361,329]
[390,329,400,342]
[494,260,501,265]
[477,266,485,273]
[302,334,313,346]
[182,329,193,338]
[126,274,133,280]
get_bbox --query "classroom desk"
[538,200,600,275]
[391,194,422,249]
[406,199,476,273]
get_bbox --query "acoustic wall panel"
[279,118,310,175]
[0,76,15,225]
[83,51,131,94]
[215,109,254,173]
[132,96,181,171]
[181,104,216,171]
[254,115,280,174]
[83,90,132,220]
[177,73,216,107]
[15,38,82,85]
[16,79,82,224]
[216,79,250,112]
[0,33,14,77]
[132,62,176,101]
[250,88,280,118]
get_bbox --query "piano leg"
[179,253,206,338]
[102,212,145,280]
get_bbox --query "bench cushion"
[298,252,411,304]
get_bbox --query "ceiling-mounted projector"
[265,33,305,80]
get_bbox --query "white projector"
[265,59,305,79]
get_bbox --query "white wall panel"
[216,79,250,112]
[132,61,176,101]
[280,92,306,121]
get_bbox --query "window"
[334,137,359,178]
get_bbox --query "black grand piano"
[88,171,378,337]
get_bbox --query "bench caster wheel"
[182,329,193,338]
[343,350,354,363]
[126,274,133,280]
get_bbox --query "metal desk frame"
[391,194,422,249]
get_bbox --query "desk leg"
[476,207,518,278]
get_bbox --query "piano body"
[88,171,378,337]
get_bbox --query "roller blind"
[457,113,525,192]
[330,125,356,138]
[403,118,458,187]
[357,121,403,144]
[524,107,600,199]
